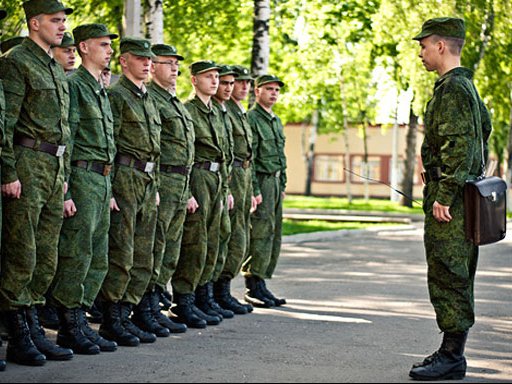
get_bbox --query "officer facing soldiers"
[51,31,76,74]
[145,43,192,334]
[48,23,119,356]
[171,60,228,328]
[99,37,165,346]
[242,74,287,308]
[0,0,74,366]
[0,7,7,373]
[409,18,492,381]
[214,65,255,315]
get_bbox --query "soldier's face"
[84,37,114,72]
[255,82,280,109]
[151,55,179,89]
[418,36,440,72]
[193,70,219,97]
[123,53,152,81]
[216,75,235,101]
[33,12,67,47]
[52,46,76,72]
[232,79,251,102]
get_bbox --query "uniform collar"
[148,81,174,102]
[119,75,147,98]
[190,94,216,114]
[253,102,275,121]
[435,66,473,88]
[23,37,54,66]
[75,65,104,92]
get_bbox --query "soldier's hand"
[64,182,69,195]
[187,196,199,214]
[110,197,120,212]
[255,194,263,205]
[63,199,77,218]
[433,201,452,223]
[2,180,22,199]
[156,192,160,207]
[227,194,235,211]
[250,196,258,213]
[281,191,286,200]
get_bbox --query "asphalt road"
[1,223,511,383]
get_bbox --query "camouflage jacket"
[225,98,253,163]
[421,67,492,206]
[248,102,287,196]
[212,99,234,194]
[147,81,194,169]
[67,65,116,180]
[0,38,70,184]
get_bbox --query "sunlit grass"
[282,219,403,236]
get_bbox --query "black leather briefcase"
[464,176,508,246]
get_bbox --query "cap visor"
[130,50,155,58]
[195,67,221,75]
[258,80,284,87]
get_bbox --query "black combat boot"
[25,306,73,361]
[258,279,286,306]
[4,309,46,366]
[206,282,234,319]
[131,293,170,338]
[214,277,249,315]
[99,302,139,347]
[79,307,117,352]
[86,300,103,324]
[244,276,275,308]
[194,285,222,324]
[149,290,187,333]
[156,286,173,311]
[57,307,100,355]
[120,303,156,344]
[409,331,468,381]
[171,293,207,329]
[37,303,60,330]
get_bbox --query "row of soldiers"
[0,0,288,370]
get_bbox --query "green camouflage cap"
[232,65,253,81]
[73,23,118,45]
[23,0,73,20]
[189,60,221,75]
[120,37,155,58]
[218,64,239,78]
[151,44,184,60]
[0,10,7,21]
[413,17,465,41]
[1,36,25,53]
[52,31,74,48]
[255,74,284,88]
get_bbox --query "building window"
[313,155,345,182]
[350,155,382,183]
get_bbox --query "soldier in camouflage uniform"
[98,37,166,346]
[145,43,192,334]
[51,31,76,74]
[0,0,75,366]
[242,74,287,308]
[214,65,256,315]
[49,23,119,355]
[409,18,492,381]
[171,60,229,328]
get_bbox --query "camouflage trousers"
[212,191,231,282]
[424,182,479,333]
[100,166,157,305]
[149,171,189,292]
[0,147,64,311]
[51,166,111,309]
[215,166,253,281]
[172,167,222,294]
[242,172,283,280]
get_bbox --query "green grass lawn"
[283,195,423,214]
[282,219,402,236]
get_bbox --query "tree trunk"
[506,91,512,212]
[124,0,142,37]
[304,110,319,196]
[473,0,495,73]
[400,107,419,208]
[362,118,369,202]
[340,74,352,203]
[249,0,270,107]
[144,0,164,43]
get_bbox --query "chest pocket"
[256,123,279,158]
[26,73,61,122]
[160,108,188,142]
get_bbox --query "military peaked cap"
[218,65,239,78]
[413,17,466,41]
[120,37,154,58]
[23,0,73,20]
[73,24,118,45]
[52,31,74,48]
[1,36,24,54]
[255,74,284,88]
[190,60,221,75]
[151,44,184,60]
[232,65,253,81]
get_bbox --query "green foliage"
[282,219,400,236]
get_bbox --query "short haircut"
[432,34,465,55]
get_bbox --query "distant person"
[242,74,287,308]
[409,17,492,381]
[52,31,76,74]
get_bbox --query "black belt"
[193,161,221,173]
[14,135,66,158]
[72,160,112,177]
[233,159,251,169]
[115,154,156,173]
[421,167,443,184]
[160,164,190,176]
